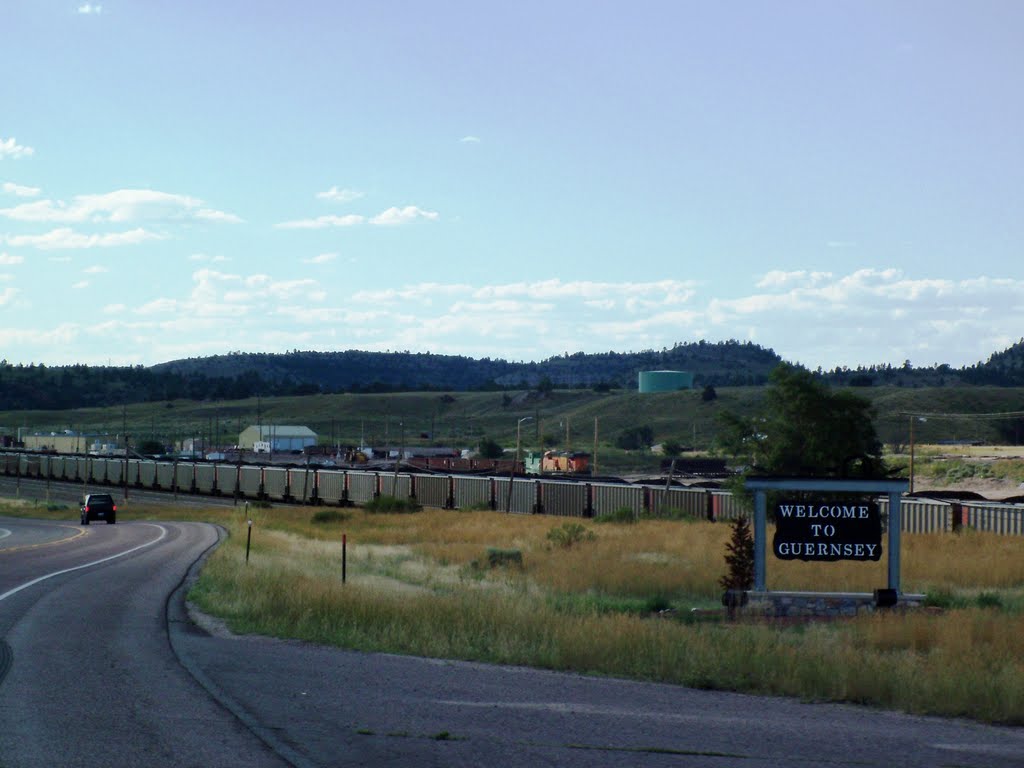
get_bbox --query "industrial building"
[19,430,122,454]
[238,425,318,452]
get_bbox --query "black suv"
[80,493,117,525]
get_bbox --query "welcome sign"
[773,499,882,562]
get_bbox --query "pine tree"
[720,516,755,591]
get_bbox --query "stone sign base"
[738,591,926,619]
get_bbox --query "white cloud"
[303,253,337,264]
[273,306,373,323]
[351,283,471,304]
[2,182,40,197]
[369,206,439,226]
[276,214,365,229]
[0,253,23,265]
[72,281,89,289]
[77,3,102,14]
[83,265,109,274]
[459,136,481,143]
[13,266,1024,372]
[136,298,178,315]
[276,205,439,229]
[6,227,165,250]
[0,287,18,305]
[0,138,34,160]
[756,270,833,289]
[195,208,244,223]
[316,186,363,203]
[0,188,238,224]
[0,325,79,348]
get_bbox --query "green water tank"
[638,370,693,393]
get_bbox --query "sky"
[1,1,1022,371]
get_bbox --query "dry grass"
[188,512,1024,722]
[180,505,1024,722]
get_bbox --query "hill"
[149,341,784,392]
[1,339,1024,414]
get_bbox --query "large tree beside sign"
[718,364,886,478]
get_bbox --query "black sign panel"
[773,498,882,561]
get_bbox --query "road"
[1,516,1022,767]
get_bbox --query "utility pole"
[122,403,129,501]
[506,416,533,513]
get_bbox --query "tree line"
[1,337,1022,412]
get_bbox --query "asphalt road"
[1,516,1022,768]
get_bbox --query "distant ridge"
[149,340,784,392]
[1,339,1023,411]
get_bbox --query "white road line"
[0,523,168,603]
[0,529,11,540]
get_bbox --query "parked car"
[80,493,116,525]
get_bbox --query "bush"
[615,425,654,451]
[364,495,422,514]
[477,437,504,460]
[976,591,1003,609]
[595,506,638,524]
[311,509,350,524]
[484,548,523,569]
[923,589,965,609]
[661,440,684,457]
[546,522,596,549]
[643,593,673,613]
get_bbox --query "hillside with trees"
[0,339,1022,413]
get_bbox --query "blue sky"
[1,1,1021,370]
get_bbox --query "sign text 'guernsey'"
[773,499,882,562]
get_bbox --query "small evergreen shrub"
[485,548,523,569]
[924,590,964,609]
[719,516,754,591]
[976,591,1003,609]
[364,495,422,514]
[311,509,350,524]
[546,522,596,549]
[643,593,673,613]
[594,506,638,524]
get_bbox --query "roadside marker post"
[246,518,253,564]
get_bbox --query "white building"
[238,425,317,452]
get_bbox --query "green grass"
[8,384,1024,476]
